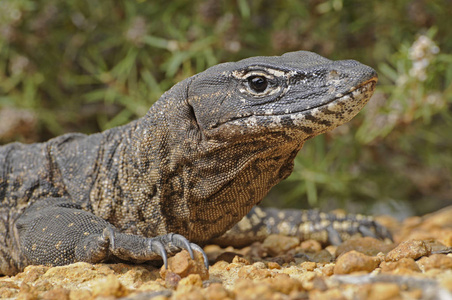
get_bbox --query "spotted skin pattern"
[0,51,389,275]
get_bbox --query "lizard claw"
[189,242,209,270]
[167,234,209,270]
[103,226,116,249]
[169,234,195,259]
[148,233,209,270]
[148,239,168,269]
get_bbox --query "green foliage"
[270,28,452,215]
[1,0,451,214]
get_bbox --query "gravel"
[1,206,451,300]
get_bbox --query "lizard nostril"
[328,70,340,81]
[327,70,341,85]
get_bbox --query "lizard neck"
[107,79,306,242]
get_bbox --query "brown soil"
[1,206,451,300]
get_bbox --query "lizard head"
[187,50,377,142]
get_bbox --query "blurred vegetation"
[0,0,451,216]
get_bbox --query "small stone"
[211,260,229,271]
[367,283,401,300]
[0,281,19,289]
[160,250,209,280]
[336,237,394,257]
[237,264,274,280]
[120,265,156,287]
[42,262,107,284]
[173,284,203,299]
[440,230,452,247]
[309,249,334,263]
[164,271,181,289]
[325,245,337,256]
[0,286,18,299]
[262,234,300,256]
[440,273,452,292]
[300,261,316,271]
[32,280,54,293]
[294,271,317,291]
[310,288,345,300]
[137,278,167,293]
[216,252,241,263]
[151,296,170,300]
[267,261,281,269]
[17,282,38,299]
[312,276,328,291]
[421,206,452,228]
[232,255,251,265]
[266,253,295,265]
[300,239,322,252]
[319,264,335,276]
[204,282,233,300]
[386,239,431,261]
[91,274,129,298]
[17,265,50,284]
[178,274,203,288]
[425,240,450,253]
[69,289,92,300]
[233,279,276,300]
[418,254,452,271]
[175,275,204,296]
[380,258,421,274]
[252,261,267,269]
[41,288,70,300]
[334,250,380,274]
[262,273,305,294]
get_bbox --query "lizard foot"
[16,201,208,269]
[103,228,209,269]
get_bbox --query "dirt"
[1,206,451,300]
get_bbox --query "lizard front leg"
[15,198,208,269]
[212,207,392,248]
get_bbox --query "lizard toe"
[166,233,209,270]
[189,242,209,270]
[147,239,168,269]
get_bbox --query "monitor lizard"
[0,51,390,275]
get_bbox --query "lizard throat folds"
[214,77,377,131]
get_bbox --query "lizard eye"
[248,76,268,93]
[234,69,284,98]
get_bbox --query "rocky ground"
[1,206,451,300]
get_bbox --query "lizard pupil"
[248,76,268,93]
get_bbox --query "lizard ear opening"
[186,103,205,140]
[187,103,199,127]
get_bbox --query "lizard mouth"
[217,77,377,129]
[286,77,378,116]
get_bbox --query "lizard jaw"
[218,78,377,138]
